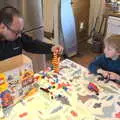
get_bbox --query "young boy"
[88,34,120,81]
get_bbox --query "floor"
[68,40,100,68]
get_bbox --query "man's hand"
[51,45,63,54]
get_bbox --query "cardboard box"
[0,54,34,109]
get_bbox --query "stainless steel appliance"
[60,0,77,57]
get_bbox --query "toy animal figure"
[51,50,61,73]
[88,82,99,95]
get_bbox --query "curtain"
[43,0,60,44]
[89,0,105,35]
[43,0,54,33]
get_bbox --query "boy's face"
[104,44,119,59]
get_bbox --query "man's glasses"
[4,24,24,36]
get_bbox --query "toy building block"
[51,49,61,73]
[0,73,8,93]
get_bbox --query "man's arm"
[21,34,53,54]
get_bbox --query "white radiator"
[106,16,120,38]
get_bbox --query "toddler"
[88,34,120,81]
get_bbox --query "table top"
[1,59,120,120]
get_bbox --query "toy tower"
[51,50,61,73]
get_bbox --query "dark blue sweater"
[88,54,120,75]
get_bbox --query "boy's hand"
[97,69,109,78]
[97,69,120,81]
[109,72,120,80]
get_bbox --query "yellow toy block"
[0,73,8,93]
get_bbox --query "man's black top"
[0,34,53,60]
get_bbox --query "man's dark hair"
[0,6,21,26]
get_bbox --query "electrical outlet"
[80,22,84,29]
[79,22,84,32]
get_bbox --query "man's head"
[0,6,24,41]
[104,34,120,59]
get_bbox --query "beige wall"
[72,0,90,41]
[72,0,90,30]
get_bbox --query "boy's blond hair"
[104,34,120,52]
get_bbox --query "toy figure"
[88,82,99,95]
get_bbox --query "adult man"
[0,6,63,60]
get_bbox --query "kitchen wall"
[72,0,90,42]
[43,0,90,44]
[43,0,105,43]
